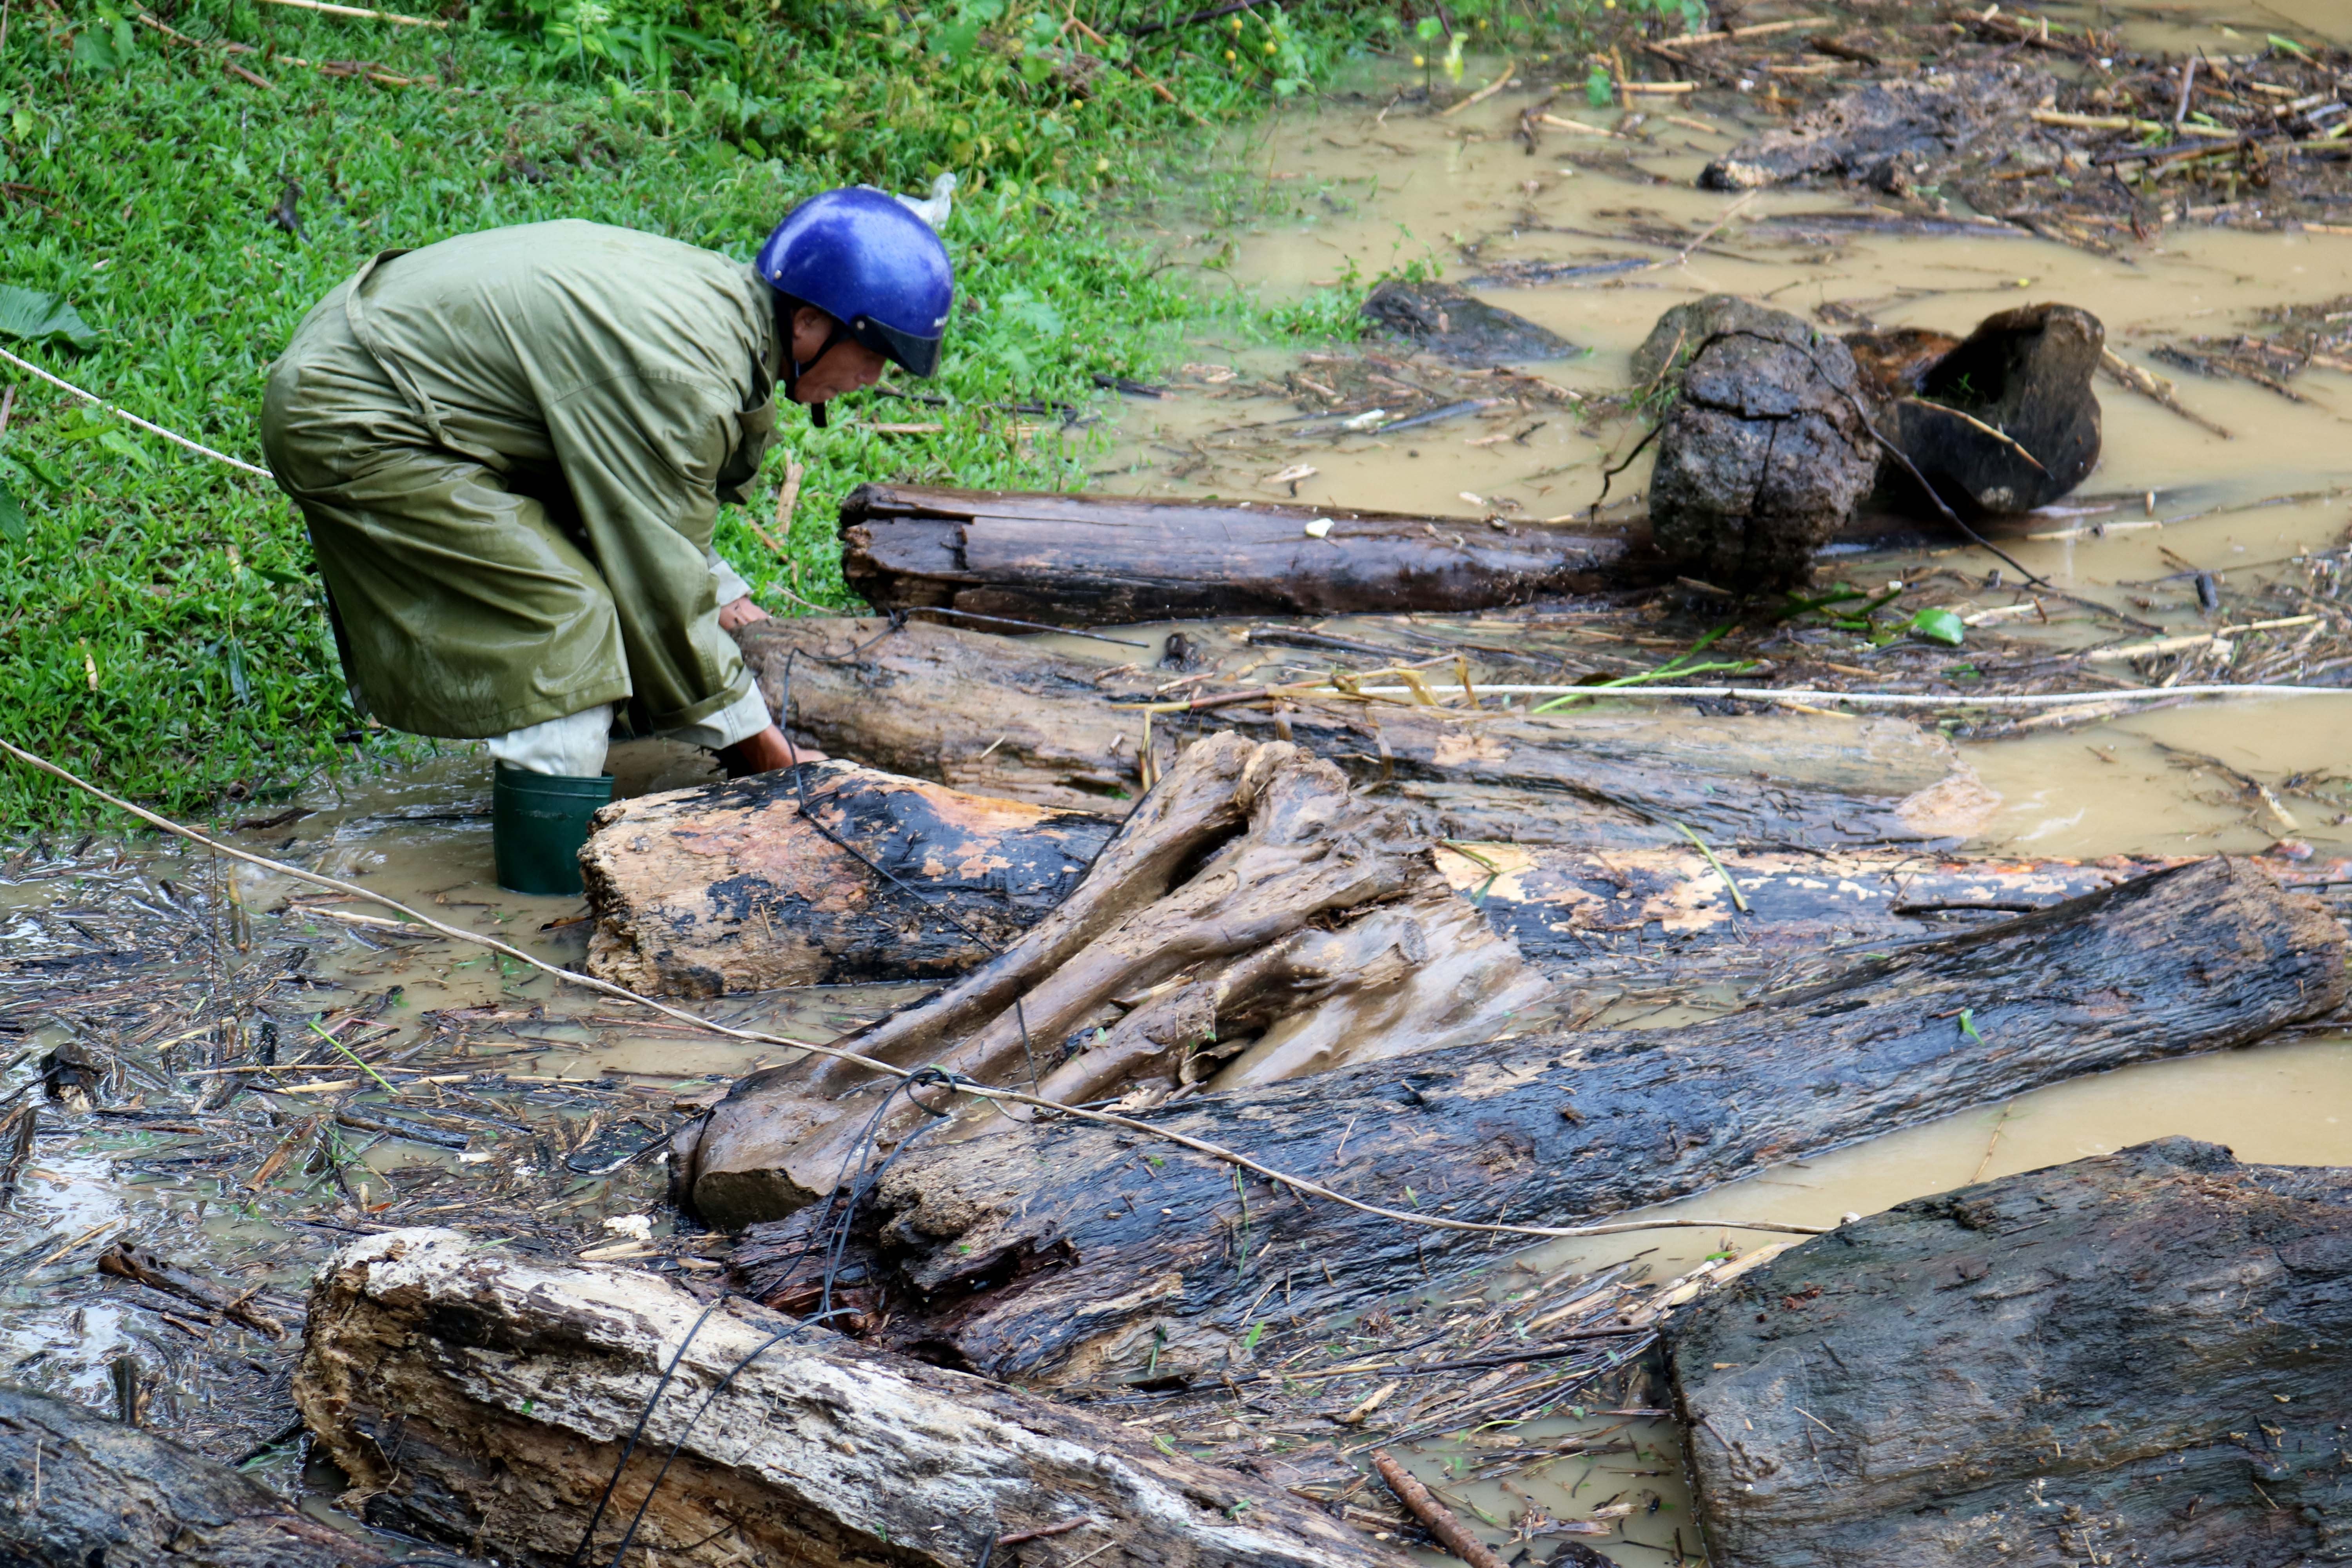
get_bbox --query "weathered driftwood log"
[0,1382,446,1567]
[838,483,1632,625]
[579,744,2195,998]
[728,858,2345,1385]
[582,762,1118,996]
[1699,64,2049,190]
[1666,1136,2352,1568]
[296,1228,1403,1568]
[735,616,1998,845]
[679,733,1553,1227]
[1359,279,1581,365]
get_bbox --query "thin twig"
[1371,1450,1507,1568]
[1899,397,2046,473]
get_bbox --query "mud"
[7,9,2352,1564]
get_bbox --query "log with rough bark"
[1666,1136,2352,1568]
[679,733,1555,1228]
[296,1228,1405,1568]
[735,615,1999,845]
[582,762,1118,996]
[0,1382,455,1567]
[726,857,2345,1385]
[579,746,2210,999]
[838,483,1637,625]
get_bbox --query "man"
[261,189,953,893]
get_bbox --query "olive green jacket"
[262,221,784,739]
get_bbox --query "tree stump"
[1636,296,1881,591]
[678,732,1553,1229]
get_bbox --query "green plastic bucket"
[491,762,614,897]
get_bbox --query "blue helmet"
[756,187,954,381]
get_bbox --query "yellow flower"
[1263,38,1275,52]
[1225,47,1237,60]
[1094,155,1110,172]
[1412,52,1425,66]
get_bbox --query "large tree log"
[0,1382,457,1567]
[735,615,1998,846]
[1665,1136,2352,1568]
[583,746,2275,998]
[838,483,1637,626]
[296,1228,1404,1568]
[582,762,1118,997]
[728,857,2345,1385]
[679,735,1553,1228]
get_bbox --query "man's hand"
[717,724,826,779]
[718,595,771,632]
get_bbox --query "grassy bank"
[0,0,1432,830]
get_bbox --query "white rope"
[0,344,275,479]
[1341,682,2347,708]
[0,732,1827,1243]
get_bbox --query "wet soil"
[7,5,2352,1563]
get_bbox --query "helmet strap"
[784,306,855,430]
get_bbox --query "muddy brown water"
[7,22,2352,1566]
[1071,41,2352,1553]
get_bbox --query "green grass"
[0,0,1614,831]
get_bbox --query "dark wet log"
[680,735,1551,1228]
[1883,303,2105,517]
[581,762,1117,997]
[1700,64,2049,189]
[1360,279,1581,365]
[730,858,2345,1384]
[579,745,2188,999]
[297,1228,1404,1568]
[735,615,1998,845]
[0,1382,441,1567]
[1666,1136,2352,1568]
[837,483,1631,626]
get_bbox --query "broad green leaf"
[0,285,99,351]
[1906,608,1966,646]
[0,483,24,546]
[71,27,124,71]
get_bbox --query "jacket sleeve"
[543,370,765,731]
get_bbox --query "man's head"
[755,187,955,423]
[786,306,887,405]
